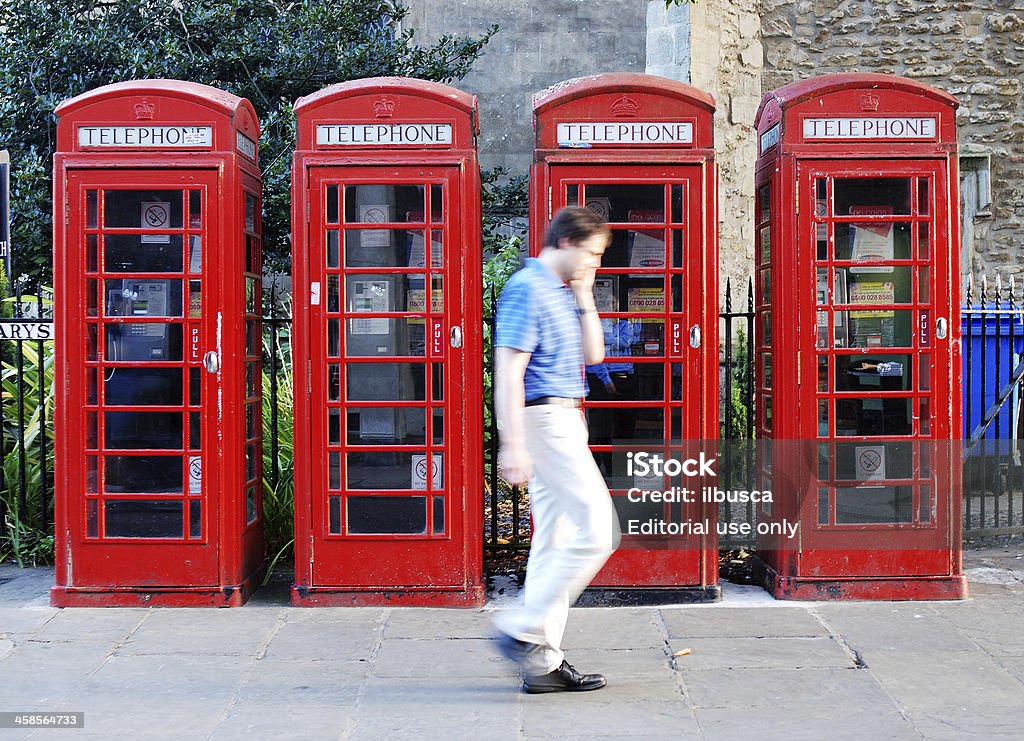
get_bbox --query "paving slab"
[932,596,1024,657]
[78,653,252,700]
[558,607,666,650]
[210,702,352,740]
[668,636,855,671]
[661,605,828,639]
[683,666,888,709]
[114,608,282,656]
[521,695,700,739]
[371,636,509,678]
[383,606,494,639]
[0,606,58,636]
[235,657,367,705]
[350,676,519,740]
[261,619,380,661]
[695,700,918,741]
[27,608,149,644]
[815,602,980,654]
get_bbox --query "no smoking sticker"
[141,201,171,244]
[855,445,886,481]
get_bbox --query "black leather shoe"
[494,631,541,666]
[523,660,607,694]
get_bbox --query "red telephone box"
[52,80,264,606]
[753,73,967,600]
[531,74,720,601]
[291,78,484,606]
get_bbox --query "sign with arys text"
[557,121,694,147]
[316,123,453,146]
[0,321,53,340]
[77,126,213,148]
[803,117,937,140]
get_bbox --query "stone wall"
[688,0,764,302]
[761,1,1024,281]
[401,0,648,175]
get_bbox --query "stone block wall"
[761,0,1024,281]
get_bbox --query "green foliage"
[261,292,295,574]
[0,303,56,565]
[0,0,495,281]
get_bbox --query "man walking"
[493,206,618,694]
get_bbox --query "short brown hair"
[544,206,610,249]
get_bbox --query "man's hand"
[499,443,533,486]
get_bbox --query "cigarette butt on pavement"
[673,648,692,657]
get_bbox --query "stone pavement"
[1,548,1022,740]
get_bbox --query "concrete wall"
[402,0,648,175]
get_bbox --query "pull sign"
[431,319,444,357]
[189,323,202,362]
[670,319,683,356]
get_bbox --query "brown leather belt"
[525,396,583,409]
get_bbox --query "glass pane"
[87,324,98,361]
[345,229,430,268]
[764,354,773,389]
[920,397,931,435]
[328,364,341,401]
[818,487,829,525]
[87,456,99,493]
[759,226,771,265]
[835,486,913,524]
[834,222,912,261]
[189,236,202,273]
[919,485,932,523]
[246,277,259,314]
[87,190,98,229]
[327,230,340,268]
[918,267,930,304]
[87,235,98,272]
[106,324,183,361]
[764,396,772,432]
[347,363,428,401]
[671,184,684,223]
[246,402,259,440]
[670,230,686,269]
[347,496,427,534]
[246,362,258,397]
[345,185,426,223]
[105,500,183,538]
[191,499,203,537]
[626,229,666,271]
[835,398,913,436]
[837,269,913,305]
[584,184,663,222]
[432,409,444,445]
[327,185,339,223]
[918,221,930,259]
[347,407,427,444]
[600,406,662,442]
[347,452,441,490]
[818,399,829,437]
[190,412,201,449]
[106,412,182,449]
[761,311,772,346]
[329,451,341,490]
[917,178,929,215]
[833,178,911,216]
[190,368,201,406]
[105,368,182,405]
[246,444,258,481]
[760,270,771,304]
[105,455,183,493]
[327,275,340,313]
[104,235,184,273]
[433,364,444,401]
[245,194,257,233]
[817,356,828,392]
[567,184,580,207]
[836,354,911,392]
[329,495,342,534]
[104,279,182,317]
[847,310,913,349]
[430,185,443,223]
[87,499,98,537]
[104,190,183,228]
[919,355,931,391]
[347,318,427,357]
[344,275,429,312]
[246,320,259,356]
[189,280,202,318]
[433,495,445,534]
[188,190,202,229]
[329,408,341,445]
[759,184,771,224]
[834,442,915,481]
[87,368,98,405]
[86,412,98,449]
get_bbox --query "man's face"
[563,233,608,280]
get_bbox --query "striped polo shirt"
[495,258,586,400]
